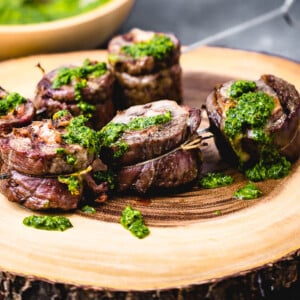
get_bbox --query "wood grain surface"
[0,47,299,299]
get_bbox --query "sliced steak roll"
[0,164,81,211]
[0,87,35,134]
[206,75,300,169]
[117,146,202,194]
[99,100,201,166]
[108,28,182,108]
[0,117,95,176]
[113,64,182,109]
[33,59,115,130]
[108,28,181,76]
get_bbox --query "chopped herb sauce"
[81,205,96,214]
[52,59,107,117]
[245,147,291,181]
[58,174,81,195]
[229,80,256,99]
[93,169,116,191]
[234,182,262,200]
[0,92,26,116]
[56,148,77,166]
[200,172,234,189]
[223,80,291,181]
[120,206,150,239]
[224,91,275,139]
[98,110,172,158]
[120,34,175,60]
[23,215,73,231]
[63,115,99,154]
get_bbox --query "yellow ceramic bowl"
[0,0,135,61]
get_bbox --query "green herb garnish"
[98,110,172,158]
[200,172,234,189]
[0,92,26,116]
[120,206,150,239]
[81,205,96,214]
[52,59,107,115]
[120,34,174,60]
[58,174,81,195]
[23,215,73,231]
[93,170,116,191]
[63,115,99,154]
[233,182,262,200]
[229,80,256,99]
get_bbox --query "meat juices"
[99,100,202,194]
[206,74,300,167]
[33,60,115,130]
[108,28,182,109]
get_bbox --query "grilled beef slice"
[33,61,115,130]
[108,28,182,108]
[117,146,202,194]
[0,164,81,211]
[206,74,300,166]
[0,119,94,176]
[100,100,201,166]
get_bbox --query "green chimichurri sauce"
[81,205,96,214]
[199,172,234,189]
[0,0,111,25]
[120,34,175,60]
[223,80,291,181]
[52,59,107,117]
[62,114,99,154]
[58,174,81,195]
[23,215,73,231]
[0,92,26,116]
[98,110,172,158]
[92,169,116,191]
[229,80,257,99]
[233,182,262,200]
[120,206,150,239]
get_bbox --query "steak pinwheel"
[0,111,109,210]
[206,74,300,181]
[98,100,202,194]
[0,86,35,134]
[108,28,182,109]
[33,59,115,130]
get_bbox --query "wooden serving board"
[0,47,299,299]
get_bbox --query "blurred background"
[117,0,300,62]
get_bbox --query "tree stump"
[0,47,299,299]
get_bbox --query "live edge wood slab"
[0,47,299,300]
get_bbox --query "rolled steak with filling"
[98,99,203,194]
[0,86,35,135]
[33,59,115,130]
[99,99,201,166]
[0,117,94,176]
[206,74,300,168]
[108,28,182,108]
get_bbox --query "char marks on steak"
[0,164,81,211]
[108,28,182,108]
[102,100,201,166]
[117,147,202,194]
[0,119,94,176]
[33,61,115,130]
